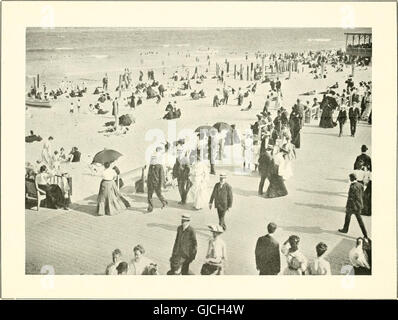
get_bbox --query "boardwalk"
[26,120,371,275]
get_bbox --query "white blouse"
[206,237,227,263]
[102,168,116,181]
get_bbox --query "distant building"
[345,32,372,63]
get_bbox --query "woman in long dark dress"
[289,106,301,149]
[97,162,130,216]
[35,165,69,209]
[264,146,288,198]
[319,95,337,128]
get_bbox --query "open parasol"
[92,149,123,165]
[195,125,213,133]
[213,122,231,132]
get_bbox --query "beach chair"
[25,178,46,211]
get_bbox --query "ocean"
[26,27,371,87]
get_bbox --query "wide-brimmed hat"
[181,213,191,221]
[208,224,224,234]
[219,173,227,178]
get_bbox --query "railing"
[346,47,372,57]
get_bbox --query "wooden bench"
[25,178,46,211]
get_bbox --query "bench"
[25,178,46,211]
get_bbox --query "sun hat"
[208,224,224,234]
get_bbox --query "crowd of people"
[26,46,373,276]
[105,216,372,276]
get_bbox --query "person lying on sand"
[25,130,43,143]
[300,90,317,96]
[241,101,252,111]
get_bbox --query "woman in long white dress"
[41,136,54,167]
[361,91,372,120]
[188,156,210,210]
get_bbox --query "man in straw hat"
[209,173,233,231]
[171,214,197,275]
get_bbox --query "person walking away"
[307,242,331,275]
[209,173,233,231]
[255,222,281,275]
[348,101,360,137]
[201,224,227,275]
[281,235,308,275]
[338,173,368,237]
[337,105,348,137]
[171,214,197,275]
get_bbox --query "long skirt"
[39,184,68,209]
[188,180,209,210]
[291,130,301,149]
[264,174,288,198]
[97,180,130,216]
[319,109,336,128]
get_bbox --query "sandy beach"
[25,51,372,275]
[25,56,371,200]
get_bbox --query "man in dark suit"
[339,173,368,237]
[209,173,233,231]
[348,103,361,137]
[172,146,191,205]
[171,214,197,275]
[255,222,281,275]
[258,148,273,195]
[147,148,168,212]
[337,106,347,137]
[354,145,372,171]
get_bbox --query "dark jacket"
[354,153,372,171]
[255,234,281,274]
[209,182,233,211]
[258,151,273,177]
[349,107,360,121]
[147,164,165,187]
[172,225,197,261]
[346,181,364,213]
[337,109,347,123]
[172,158,190,181]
